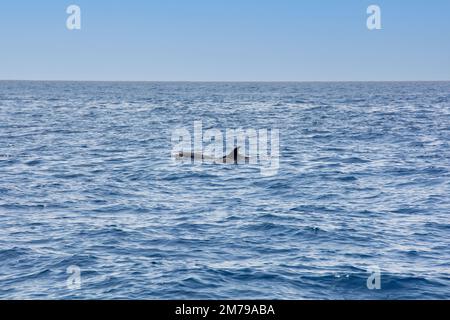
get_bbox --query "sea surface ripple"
[0,81,449,299]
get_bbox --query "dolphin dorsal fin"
[223,146,240,159]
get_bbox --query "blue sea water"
[0,81,449,299]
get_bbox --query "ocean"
[0,81,449,299]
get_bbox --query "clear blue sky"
[0,0,449,81]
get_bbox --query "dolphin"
[174,151,215,161]
[221,146,250,164]
[175,147,250,164]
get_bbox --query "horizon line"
[1,79,450,83]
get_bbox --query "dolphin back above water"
[175,146,250,164]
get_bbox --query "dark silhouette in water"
[175,146,249,164]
